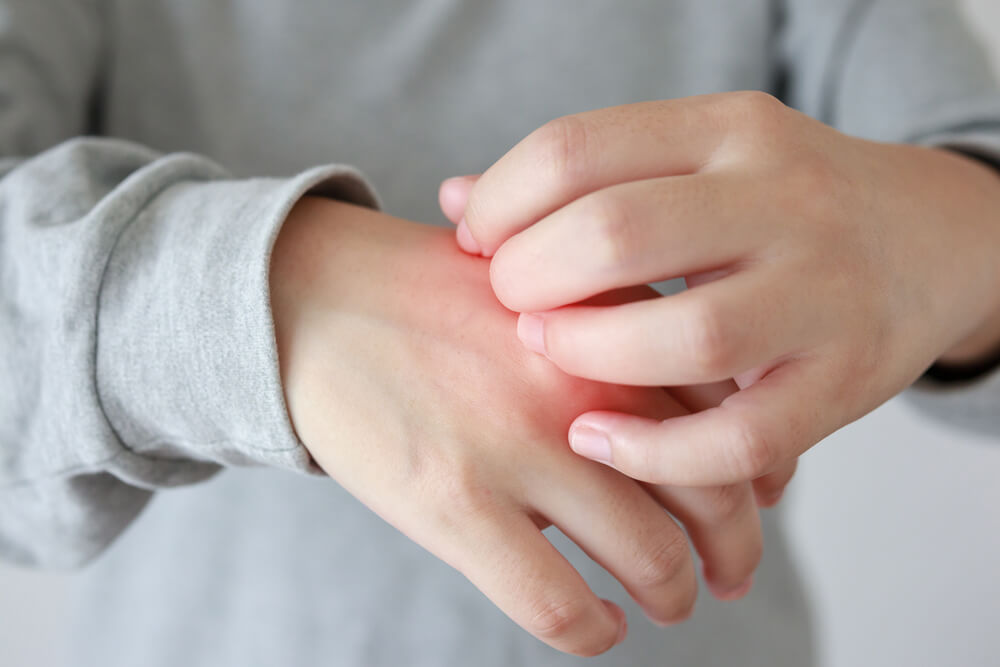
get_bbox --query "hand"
[269,198,767,655]
[440,91,1000,486]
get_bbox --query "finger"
[453,512,626,656]
[753,458,798,507]
[521,270,823,386]
[489,173,756,313]
[567,357,836,486]
[663,380,738,415]
[464,92,784,254]
[438,175,481,224]
[535,463,698,627]
[646,482,760,601]
[650,379,759,598]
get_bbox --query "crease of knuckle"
[525,597,599,649]
[531,115,595,191]
[723,418,777,480]
[633,530,689,590]
[583,192,639,271]
[683,302,737,380]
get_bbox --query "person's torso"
[101,0,781,220]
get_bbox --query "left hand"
[439,91,1000,487]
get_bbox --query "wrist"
[932,150,1000,370]
[937,304,1000,368]
[268,197,455,451]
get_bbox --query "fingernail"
[456,217,482,255]
[616,614,628,646]
[517,313,547,356]
[569,425,612,465]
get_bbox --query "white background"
[3,2,1000,665]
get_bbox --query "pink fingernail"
[517,313,547,356]
[569,425,612,465]
[456,217,482,255]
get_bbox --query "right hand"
[269,198,765,656]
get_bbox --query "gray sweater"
[2,1,998,665]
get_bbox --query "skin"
[269,198,777,656]
[442,91,1000,487]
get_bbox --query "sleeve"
[776,0,1000,437]
[0,1,380,568]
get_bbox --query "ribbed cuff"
[96,161,379,484]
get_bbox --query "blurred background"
[3,2,1000,666]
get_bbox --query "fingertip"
[517,313,548,357]
[439,175,480,224]
[456,218,483,255]
[707,574,754,602]
[601,599,628,646]
[755,488,784,508]
[568,423,613,466]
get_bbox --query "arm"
[0,0,377,567]
[780,0,1000,419]
[269,198,779,653]
[0,3,761,654]
[447,1,1000,489]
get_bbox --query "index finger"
[463,92,776,255]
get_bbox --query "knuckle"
[724,418,777,480]
[582,192,638,270]
[634,530,689,589]
[425,459,499,527]
[683,302,736,378]
[725,90,786,133]
[526,597,612,655]
[705,483,750,525]
[463,188,493,240]
[531,115,595,187]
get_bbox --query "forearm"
[1,138,378,567]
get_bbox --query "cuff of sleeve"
[96,163,380,481]
[906,366,1000,439]
[893,120,1000,437]
[901,97,1000,164]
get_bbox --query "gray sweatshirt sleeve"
[0,1,378,567]
[778,0,1000,437]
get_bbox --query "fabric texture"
[1,0,998,665]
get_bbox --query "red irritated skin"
[441,91,1000,489]
[269,198,786,656]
